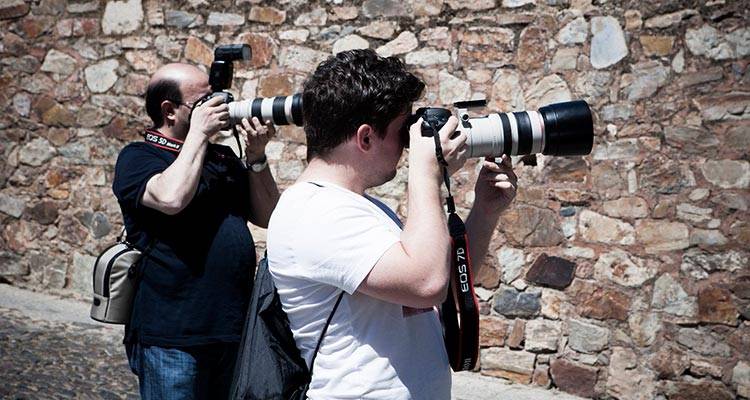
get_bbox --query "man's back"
[267,182,451,400]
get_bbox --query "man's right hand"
[189,95,230,137]
[407,116,468,179]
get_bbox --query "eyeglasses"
[175,100,197,110]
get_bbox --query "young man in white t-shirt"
[267,49,518,399]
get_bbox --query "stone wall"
[1,0,748,398]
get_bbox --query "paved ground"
[0,284,582,399]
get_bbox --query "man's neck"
[299,157,369,195]
[154,125,187,142]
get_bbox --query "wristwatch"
[248,155,268,173]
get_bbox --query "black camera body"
[204,44,252,104]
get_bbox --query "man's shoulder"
[117,141,159,159]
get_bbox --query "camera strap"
[144,129,183,153]
[425,120,480,372]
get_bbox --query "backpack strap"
[308,291,344,374]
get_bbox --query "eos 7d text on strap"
[423,118,480,372]
[144,129,183,153]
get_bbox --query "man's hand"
[237,116,276,164]
[473,155,517,215]
[408,116,468,179]
[189,96,229,137]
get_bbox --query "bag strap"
[308,291,344,374]
[119,226,158,279]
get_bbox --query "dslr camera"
[202,43,303,126]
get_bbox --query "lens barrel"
[228,94,303,126]
[465,100,593,158]
[539,100,593,156]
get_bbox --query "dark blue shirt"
[112,141,256,347]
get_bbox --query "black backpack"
[230,254,342,400]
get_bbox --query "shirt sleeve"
[112,144,171,210]
[290,192,400,295]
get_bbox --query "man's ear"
[161,100,178,127]
[355,124,374,152]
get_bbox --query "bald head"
[149,63,205,88]
[145,63,210,128]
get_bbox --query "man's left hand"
[473,154,517,216]
[237,117,276,164]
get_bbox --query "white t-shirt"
[267,181,451,400]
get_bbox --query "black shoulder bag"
[230,254,344,400]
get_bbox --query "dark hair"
[145,78,182,128]
[302,49,425,159]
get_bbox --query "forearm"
[465,203,503,276]
[401,162,451,283]
[247,167,280,228]
[144,132,208,214]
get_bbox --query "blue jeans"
[126,342,239,400]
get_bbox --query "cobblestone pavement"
[0,284,580,400]
[0,307,138,399]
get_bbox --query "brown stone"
[640,35,675,56]
[543,157,589,183]
[458,28,515,66]
[639,158,695,195]
[248,6,286,25]
[549,359,598,398]
[698,286,739,326]
[119,73,149,96]
[58,215,89,244]
[662,380,733,400]
[330,6,358,20]
[679,67,724,88]
[636,219,690,253]
[239,32,277,68]
[651,346,689,379]
[525,253,576,290]
[517,26,548,71]
[507,319,526,349]
[77,104,114,128]
[475,262,500,289]
[732,276,750,299]
[33,94,56,118]
[479,316,507,347]
[184,36,213,68]
[125,50,159,73]
[0,0,30,20]
[103,116,133,141]
[20,16,54,39]
[26,200,61,225]
[46,128,73,146]
[2,220,43,253]
[42,104,76,127]
[480,348,536,384]
[533,365,551,388]
[257,73,295,98]
[578,286,630,321]
[45,167,75,188]
[591,163,626,199]
[730,220,750,246]
[500,205,564,247]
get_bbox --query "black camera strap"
[424,120,480,372]
[144,129,183,153]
